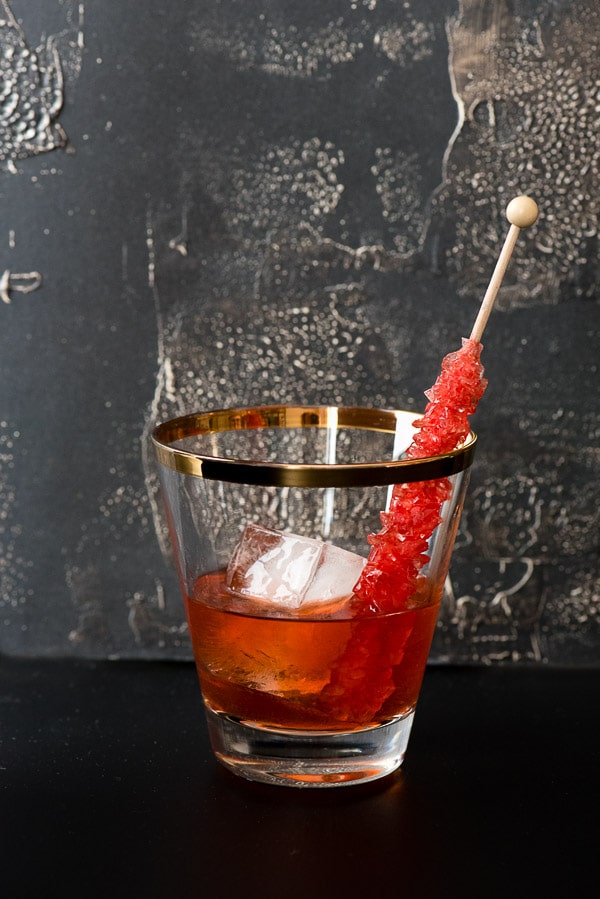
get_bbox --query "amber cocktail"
[153,405,476,788]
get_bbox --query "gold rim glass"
[152,404,477,488]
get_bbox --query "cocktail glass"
[153,404,476,788]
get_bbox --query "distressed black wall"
[1,0,598,663]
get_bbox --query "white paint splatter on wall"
[0,268,41,303]
[0,0,69,169]
[429,0,599,305]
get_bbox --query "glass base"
[204,702,414,788]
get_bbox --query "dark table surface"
[1,657,597,899]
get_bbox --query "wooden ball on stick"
[506,195,539,229]
[470,195,539,343]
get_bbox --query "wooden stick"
[470,196,539,343]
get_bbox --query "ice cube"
[226,524,366,611]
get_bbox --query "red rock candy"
[354,337,487,610]
[317,339,487,721]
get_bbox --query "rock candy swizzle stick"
[319,196,539,720]
[353,195,540,610]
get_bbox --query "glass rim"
[152,404,477,488]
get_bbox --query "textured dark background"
[1,0,598,663]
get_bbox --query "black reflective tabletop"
[1,658,596,899]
